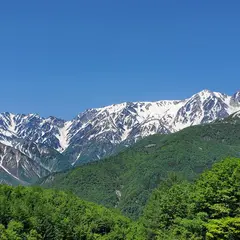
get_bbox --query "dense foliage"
[41,120,240,218]
[1,157,239,239]
[142,157,240,239]
[0,185,145,240]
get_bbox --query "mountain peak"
[233,90,240,99]
[199,89,212,94]
[230,90,240,107]
[0,89,240,185]
[189,89,214,102]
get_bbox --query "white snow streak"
[9,113,17,133]
[57,121,72,152]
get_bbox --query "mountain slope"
[0,140,71,185]
[0,142,51,185]
[40,114,240,219]
[1,90,240,184]
[1,159,239,239]
[142,157,240,239]
[1,90,240,165]
[64,89,240,164]
[0,184,138,239]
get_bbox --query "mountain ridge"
[40,113,240,219]
[1,89,239,152]
[0,89,240,184]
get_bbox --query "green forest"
[0,157,240,239]
[0,185,137,239]
[142,157,240,239]
[41,118,240,219]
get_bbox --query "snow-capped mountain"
[0,89,240,184]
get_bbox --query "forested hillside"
[1,157,239,239]
[0,185,143,240]
[41,117,240,219]
[142,157,240,239]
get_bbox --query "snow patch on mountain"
[56,121,72,152]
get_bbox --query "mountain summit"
[0,90,240,184]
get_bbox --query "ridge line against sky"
[0,0,239,118]
[0,89,239,120]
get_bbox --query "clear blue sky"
[0,0,239,119]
